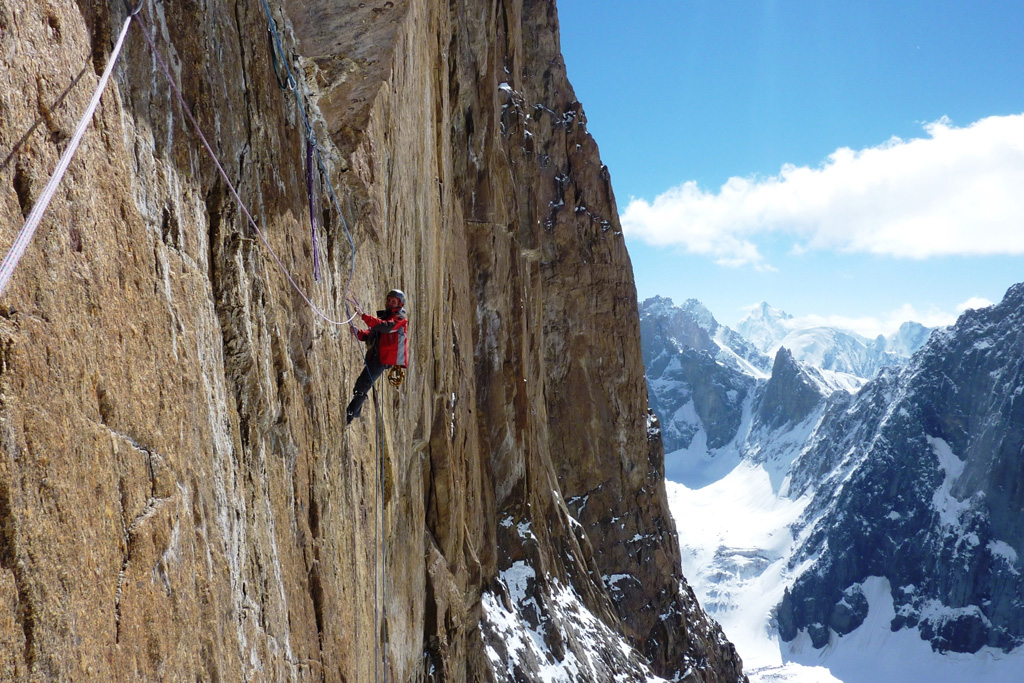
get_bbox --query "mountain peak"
[639,295,677,319]
[735,302,794,355]
[1005,281,1024,303]
[756,347,828,429]
[745,301,793,323]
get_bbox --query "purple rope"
[306,137,321,282]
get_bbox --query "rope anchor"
[387,367,405,388]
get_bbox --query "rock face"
[0,0,744,681]
[756,348,826,431]
[642,296,772,378]
[640,297,770,456]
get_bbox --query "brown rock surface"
[0,0,746,680]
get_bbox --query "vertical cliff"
[0,0,745,680]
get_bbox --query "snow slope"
[667,473,1024,683]
[667,466,809,666]
[482,561,673,682]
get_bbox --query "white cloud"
[621,114,1024,267]
[787,305,958,338]
[955,296,995,312]
[736,302,958,338]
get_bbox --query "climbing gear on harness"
[387,366,405,387]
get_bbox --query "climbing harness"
[0,3,142,298]
[347,292,410,387]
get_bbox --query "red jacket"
[357,308,409,367]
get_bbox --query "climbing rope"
[0,64,89,176]
[2,4,393,676]
[258,6,397,674]
[0,5,142,298]
[267,26,293,92]
[306,137,322,282]
[345,290,396,683]
[139,6,395,675]
[253,7,399,676]
[257,0,357,311]
[133,12,356,327]
[371,382,388,683]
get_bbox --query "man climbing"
[346,289,409,424]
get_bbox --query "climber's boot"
[346,390,367,424]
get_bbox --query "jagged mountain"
[641,297,757,460]
[643,286,1024,677]
[778,282,1024,655]
[736,302,933,379]
[642,296,773,378]
[639,297,849,483]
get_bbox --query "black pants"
[346,355,385,421]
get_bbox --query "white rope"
[0,13,136,298]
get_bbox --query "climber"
[346,289,409,424]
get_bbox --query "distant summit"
[736,301,934,379]
[640,296,772,379]
[886,320,933,357]
[638,295,865,476]
[735,302,793,353]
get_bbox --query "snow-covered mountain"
[735,302,795,353]
[886,320,933,358]
[643,296,773,378]
[735,302,933,379]
[640,297,862,464]
[778,283,1024,655]
[640,289,1024,682]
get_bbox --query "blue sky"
[557,0,1024,335]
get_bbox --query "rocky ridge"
[639,297,841,461]
[0,0,744,681]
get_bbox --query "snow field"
[666,465,1024,683]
